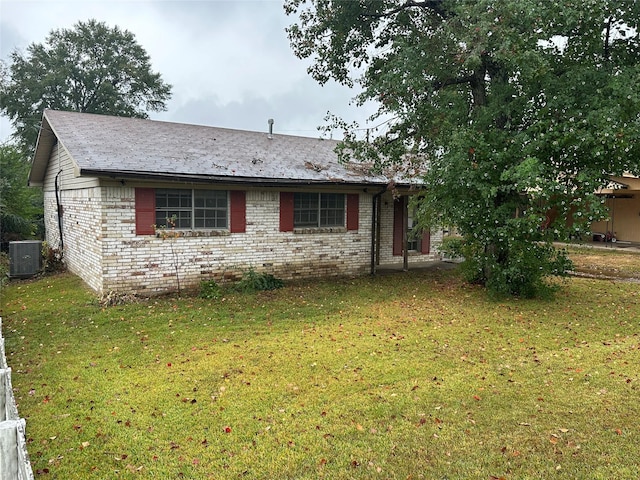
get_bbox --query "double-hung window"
[194,190,228,228]
[294,193,345,228]
[155,189,228,229]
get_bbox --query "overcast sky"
[0,0,379,143]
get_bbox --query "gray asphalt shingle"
[33,109,390,186]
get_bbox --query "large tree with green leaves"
[0,19,172,152]
[0,144,43,246]
[286,0,640,296]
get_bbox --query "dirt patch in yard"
[567,247,640,281]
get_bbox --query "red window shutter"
[280,192,294,232]
[229,190,246,233]
[135,188,156,235]
[421,231,431,254]
[346,194,359,230]
[392,197,404,256]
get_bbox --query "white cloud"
[0,0,377,144]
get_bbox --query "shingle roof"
[29,109,391,187]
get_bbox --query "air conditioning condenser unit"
[9,241,42,278]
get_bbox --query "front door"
[393,196,430,257]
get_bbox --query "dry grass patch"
[567,246,640,280]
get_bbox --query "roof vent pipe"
[268,118,274,139]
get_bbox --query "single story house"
[29,110,441,294]
[590,174,640,244]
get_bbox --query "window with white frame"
[294,192,345,228]
[155,189,228,229]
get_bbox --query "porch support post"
[370,189,386,275]
[376,193,382,267]
[402,196,409,271]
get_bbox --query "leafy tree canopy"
[0,144,43,245]
[286,0,640,297]
[0,19,172,152]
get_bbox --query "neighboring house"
[29,110,440,294]
[591,174,640,244]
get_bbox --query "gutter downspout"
[370,188,386,275]
[54,170,64,255]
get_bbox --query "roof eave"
[79,168,400,189]
[28,112,57,186]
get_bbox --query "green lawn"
[1,265,639,479]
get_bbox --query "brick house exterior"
[29,110,441,295]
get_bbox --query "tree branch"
[433,75,475,91]
[604,16,612,63]
[360,0,450,19]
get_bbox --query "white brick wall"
[43,192,59,248]
[49,185,440,295]
[103,187,375,294]
[43,188,103,292]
